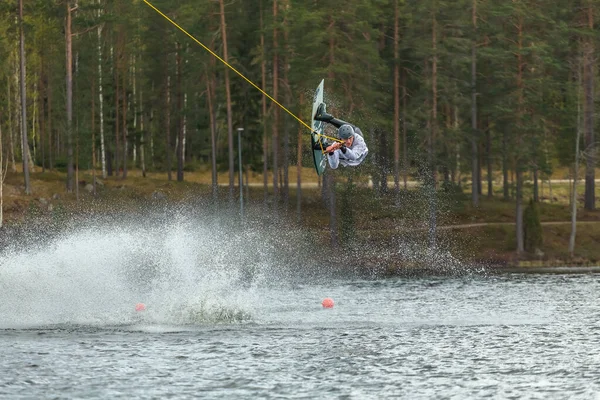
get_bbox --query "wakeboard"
[310,79,327,175]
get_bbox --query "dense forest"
[0,0,598,253]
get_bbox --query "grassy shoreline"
[2,168,600,271]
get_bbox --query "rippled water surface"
[2,274,600,399]
[1,218,600,398]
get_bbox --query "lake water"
[1,217,600,399]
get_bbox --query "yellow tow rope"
[142,0,343,147]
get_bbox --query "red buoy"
[322,298,334,308]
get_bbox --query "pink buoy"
[322,298,334,308]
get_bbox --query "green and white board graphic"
[310,79,327,175]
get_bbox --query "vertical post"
[238,127,244,221]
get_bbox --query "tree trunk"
[165,73,172,181]
[114,44,120,178]
[583,3,595,210]
[74,49,79,200]
[453,105,460,184]
[75,107,79,201]
[533,167,539,202]
[176,42,184,182]
[569,170,572,208]
[260,3,269,205]
[486,126,492,197]
[150,107,154,169]
[14,60,22,163]
[7,75,16,173]
[121,47,128,180]
[282,1,291,209]
[477,141,483,195]
[296,93,303,222]
[183,92,187,161]
[66,2,77,192]
[47,66,53,170]
[272,0,280,200]
[92,71,97,195]
[402,69,408,190]
[502,126,509,200]
[515,16,525,255]
[0,112,4,227]
[543,124,552,203]
[471,0,478,207]
[429,6,438,249]
[31,80,37,166]
[260,2,269,205]
[393,0,400,193]
[30,82,37,172]
[431,9,438,186]
[97,0,107,179]
[39,56,46,172]
[378,132,388,194]
[19,0,31,194]
[570,61,584,257]
[140,88,146,178]
[218,0,235,201]
[206,68,217,200]
[132,55,137,167]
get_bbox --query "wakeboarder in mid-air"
[313,103,369,170]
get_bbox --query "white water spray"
[0,211,305,328]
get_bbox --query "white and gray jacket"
[327,128,368,169]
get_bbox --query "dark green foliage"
[524,198,543,253]
[0,0,594,240]
[0,0,577,174]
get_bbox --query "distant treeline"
[0,0,597,251]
